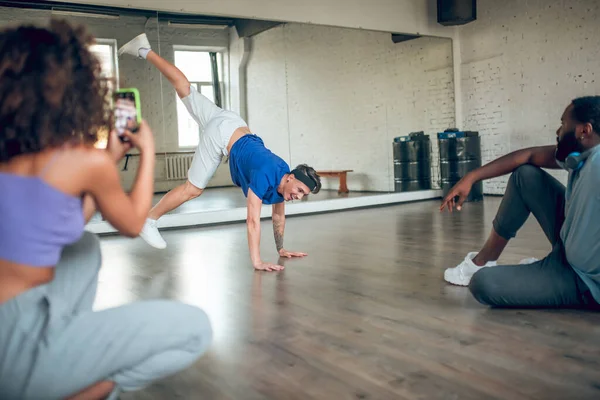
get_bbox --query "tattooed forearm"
[273,217,284,252]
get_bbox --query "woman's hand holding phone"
[86,119,155,237]
[104,119,155,164]
[121,120,155,155]
[106,129,133,162]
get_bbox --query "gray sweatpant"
[0,232,212,399]
[469,165,599,309]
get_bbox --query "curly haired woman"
[0,20,212,400]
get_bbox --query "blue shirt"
[558,144,600,303]
[229,135,290,204]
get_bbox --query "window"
[90,39,119,91]
[174,49,223,148]
[89,39,118,149]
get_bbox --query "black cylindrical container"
[393,134,432,192]
[438,133,483,202]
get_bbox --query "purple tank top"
[0,172,84,267]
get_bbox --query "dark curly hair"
[0,19,113,162]
[572,96,600,135]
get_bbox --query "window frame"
[89,38,118,149]
[91,38,119,86]
[173,45,226,150]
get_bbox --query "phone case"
[115,88,142,123]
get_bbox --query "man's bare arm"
[271,202,307,259]
[468,145,559,183]
[441,145,560,212]
[247,189,284,271]
[272,202,285,253]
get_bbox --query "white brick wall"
[248,0,600,195]
[246,26,291,166]
[458,0,600,193]
[247,24,455,192]
[461,56,511,193]
[385,40,455,190]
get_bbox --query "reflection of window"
[89,39,118,149]
[174,49,223,148]
[90,39,118,90]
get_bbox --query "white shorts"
[181,86,248,189]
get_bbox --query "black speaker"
[437,0,476,26]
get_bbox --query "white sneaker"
[118,33,151,58]
[444,252,497,286]
[519,257,539,264]
[139,218,167,249]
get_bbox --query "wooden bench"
[316,170,353,194]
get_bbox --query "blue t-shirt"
[557,144,600,303]
[229,135,290,204]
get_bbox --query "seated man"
[119,33,321,272]
[441,96,600,309]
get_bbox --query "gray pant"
[469,165,599,309]
[0,232,212,399]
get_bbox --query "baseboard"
[152,184,237,195]
[86,189,443,235]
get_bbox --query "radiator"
[165,154,194,180]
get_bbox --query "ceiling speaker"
[437,0,477,26]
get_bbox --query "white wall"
[246,24,455,192]
[245,27,291,168]
[67,0,456,38]
[458,0,600,194]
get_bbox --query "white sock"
[139,48,151,59]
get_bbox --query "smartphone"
[114,88,142,139]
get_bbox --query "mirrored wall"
[0,2,456,229]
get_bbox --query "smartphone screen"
[114,91,139,136]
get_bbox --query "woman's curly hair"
[0,19,113,162]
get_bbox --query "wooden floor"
[95,197,600,400]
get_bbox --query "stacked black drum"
[393,132,432,192]
[438,130,483,202]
